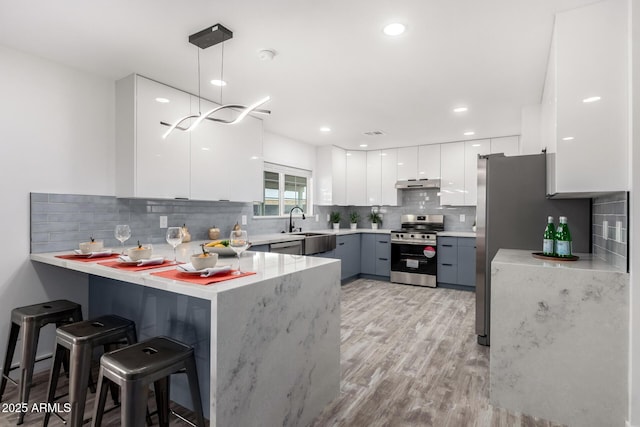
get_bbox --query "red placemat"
[150,269,256,285]
[98,259,177,271]
[55,254,120,262]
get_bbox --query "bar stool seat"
[43,315,137,427]
[0,299,82,425]
[91,336,205,427]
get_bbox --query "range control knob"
[422,235,426,238]
[410,234,415,238]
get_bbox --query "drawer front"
[458,237,477,248]
[437,244,457,263]
[437,262,457,284]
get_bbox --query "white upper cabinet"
[464,139,490,205]
[116,74,263,202]
[440,142,465,206]
[380,148,398,206]
[117,75,192,199]
[490,136,519,156]
[190,98,263,202]
[418,144,441,180]
[366,150,382,206]
[315,145,346,205]
[346,151,367,206]
[546,0,628,195]
[396,147,419,181]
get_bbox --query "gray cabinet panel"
[438,237,457,263]
[250,244,269,252]
[457,238,476,287]
[336,234,360,280]
[360,234,376,275]
[438,262,457,284]
[437,236,476,288]
[374,235,390,277]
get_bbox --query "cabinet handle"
[379,258,388,261]
[339,242,345,246]
[442,263,453,266]
[378,241,388,244]
[442,244,453,247]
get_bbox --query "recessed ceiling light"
[346,153,352,156]
[201,147,210,151]
[419,171,425,175]
[359,144,368,148]
[155,97,170,103]
[210,79,227,87]
[582,96,601,103]
[472,144,481,147]
[250,156,259,160]
[464,131,475,136]
[383,23,406,36]
[453,106,468,113]
[380,152,387,156]
[320,126,331,132]
[562,136,575,141]
[397,162,404,166]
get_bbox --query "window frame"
[253,162,313,218]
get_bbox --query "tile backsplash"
[30,190,475,253]
[592,192,628,270]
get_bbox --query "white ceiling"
[0,0,598,150]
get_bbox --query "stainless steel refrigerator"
[475,153,591,346]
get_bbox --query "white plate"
[118,257,165,266]
[204,246,237,257]
[72,249,113,258]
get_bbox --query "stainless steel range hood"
[395,179,441,189]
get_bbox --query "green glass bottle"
[543,216,556,256]
[555,216,572,257]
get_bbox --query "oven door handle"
[391,241,437,245]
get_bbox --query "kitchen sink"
[290,232,336,255]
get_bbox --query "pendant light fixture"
[161,24,271,139]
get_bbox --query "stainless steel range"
[390,214,444,287]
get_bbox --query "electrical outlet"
[315,214,319,222]
[159,216,168,228]
[460,214,465,222]
[603,220,608,240]
[326,214,330,222]
[616,221,622,242]
[241,215,247,225]
[425,196,429,201]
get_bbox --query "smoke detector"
[258,49,276,61]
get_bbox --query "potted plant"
[329,211,341,230]
[369,212,382,230]
[349,212,360,230]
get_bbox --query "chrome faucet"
[289,206,306,233]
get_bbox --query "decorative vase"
[333,223,340,230]
[350,223,357,230]
[372,223,379,230]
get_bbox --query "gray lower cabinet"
[250,244,269,252]
[437,237,476,289]
[335,234,361,280]
[360,234,390,277]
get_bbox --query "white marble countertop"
[437,231,476,238]
[492,248,627,273]
[30,241,339,301]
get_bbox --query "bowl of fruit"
[204,239,238,256]
[191,245,219,270]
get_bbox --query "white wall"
[263,131,316,172]
[0,44,115,369]
[629,0,640,423]
[520,104,542,155]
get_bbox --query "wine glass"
[229,230,249,275]
[114,224,131,254]
[166,227,183,263]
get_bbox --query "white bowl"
[127,246,153,261]
[79,240,104,254]
[191,253,218,270]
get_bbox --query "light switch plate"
[160,216,168,228]
[616,221,622,242]
[603,220,608,240]
[241,215,247,225]
[315,214,319,222]
[460,214,465,222]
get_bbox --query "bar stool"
[43,315,138,427]
[91,336,205,427]
[0,299,82,425]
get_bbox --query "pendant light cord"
[197,47,202,114]
[220,42,225,105]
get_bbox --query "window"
[254,163,312,217]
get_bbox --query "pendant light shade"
[161,23,271,139]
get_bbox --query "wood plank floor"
[0,279,564,426]
[310,279,565,427]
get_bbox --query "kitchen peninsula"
[30,244,340,427]
[490,249,628,427]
